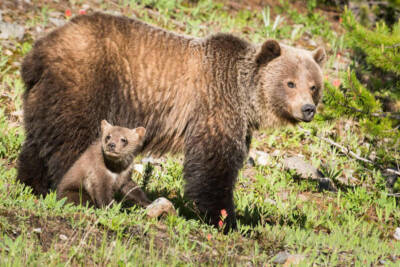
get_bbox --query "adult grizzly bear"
[18,12,325,230]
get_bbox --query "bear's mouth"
[104,151,121,158]
[293,116,313,123]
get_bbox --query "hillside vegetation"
[0,0,399,265]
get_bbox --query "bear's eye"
[310,85,317,92]
[121,138,128,145]
[287,81,295,88]
[105,135,111,142]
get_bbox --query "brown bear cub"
[57,120,151,208]
[18,12,325,231]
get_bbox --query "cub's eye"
[310,85,317,92]
[287,81,295,88]
[121,138,128,145]
[105,135,111,142]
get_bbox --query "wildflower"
[332,79,341,87]
[79,9,87,15]
[220,209,227,219]
[206,233,212,241]
[339,17,343,24]
[218,220,223,229]
[65,9,72,17]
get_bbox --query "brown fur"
[18,12,325,230]
[57,120,150,208]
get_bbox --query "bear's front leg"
[184,127,247,232]
[114,170,152,208]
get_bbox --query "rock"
[252,150,270,166]
[146,197,176,218]
[49,18,66,27]
[0,22,25,40]
[142,156,154,164]
[283,156,322,179]
[133,164,144,174]
[264,198,277,205]
[273,251,290,264]
[394,227,400,240]
[59,234,68,241]
[33,228,42,234]
[271,149,281,157]
[283,254,305,266]
[283,156,337,191]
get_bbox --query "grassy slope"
[0,0,399,265]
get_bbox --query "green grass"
[0,0,399,265]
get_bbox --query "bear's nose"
[108,142,116,150]
[301,104,316,122]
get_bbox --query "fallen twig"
[299,127,400,177]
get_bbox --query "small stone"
[33,228,42,234]
[307,39,317,47]
[393,227,400,240]
[273,251,290,264]
[49,18,66,27]
[48,11,63,18]
[283,156,322,179]
[255,151,270,166]
[59,234,68,241]
[271,150,281,157]
[0,22,25,40]
[368,151,376,161]
[134,164,144,174]
[141,156,155,164]
[264,198,277,205]
[283,254,305,266]
[146,197,176,218]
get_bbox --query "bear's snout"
[301,104,316,122]
[107,142,116,151]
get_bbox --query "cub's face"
[255,40,325,126]
[101,120,146,160]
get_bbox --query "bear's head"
[101,120,146,162]
[253,40,326,128]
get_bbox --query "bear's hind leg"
[17,141,49,195]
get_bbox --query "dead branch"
[299,127,400,176]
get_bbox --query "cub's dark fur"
[18,12,325,230]
[57,120,150,208]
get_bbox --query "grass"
[0,0,399,265]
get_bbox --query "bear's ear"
[312,47,326,67]
[101,120,112,133]
[255,39,281,65]
[133,127,146,141]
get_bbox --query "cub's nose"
[107,142,116,150]
[301,104,316,122]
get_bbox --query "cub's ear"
[312,47,326,67]
[101,120,112,133]
[133,127,146,140]
[256,39,281,65]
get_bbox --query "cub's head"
[254,40,326,127]
[101,120,146,160]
